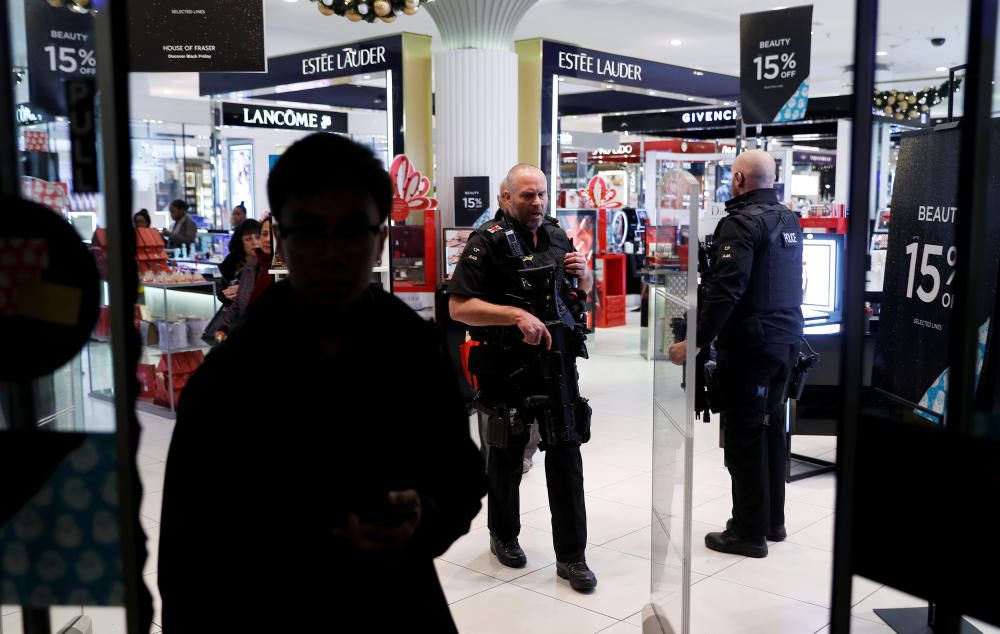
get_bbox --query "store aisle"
[7,314,1000,634]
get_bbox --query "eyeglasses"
[278,222,384,249]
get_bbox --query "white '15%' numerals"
[905,241,957,308]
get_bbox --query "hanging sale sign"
[872,123,1000,419]
[454,176,490,227]
[740,5,812,125]
[129,0,265,72]
[25,2,95,117]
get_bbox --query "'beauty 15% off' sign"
[903,206,959,312]
[26,1,95,115]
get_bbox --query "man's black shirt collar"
[725,188,780,213]
[502,211,551,251]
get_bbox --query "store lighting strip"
[386,69,394,161]
[551,73,559,217]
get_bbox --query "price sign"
[740,5,812,125]
[25,2,95,116]
[873,125,1000,417]
[454,176,490,227]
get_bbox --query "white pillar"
[834,119,852,205]
[434,49,518,227]
[425,0,538,227]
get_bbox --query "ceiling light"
[283,0,298,3]
[876,51,888,56]
[693,70,704,76]
[936,66,948,72]
[670,39,682,46]
[363,75,371,80]
[687,97,695,101]
[648,90,656,95]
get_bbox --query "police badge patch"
[487,225,503,234]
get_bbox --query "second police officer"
[669,149,804,558]
[449,163,597,591]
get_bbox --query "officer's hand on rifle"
[668,341,700,366]
[514,308,553,350]
[564,252,588,278]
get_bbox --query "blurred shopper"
[159,133,486,632]
[248,214,275,304]
[161,199,196,252]
[212,219,262,342]
[231,202,247,229]
[133,209,151,229]
[669,150,803,558]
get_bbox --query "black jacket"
[697,188,804,350]
[158,281,486,632]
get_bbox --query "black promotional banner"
[454,176,490,227]
[740,5,812,125]
[65,79,98,193]
[221,102,348,133]
[25,2,95,117]
[129,1,265,72]
[872,122,1000,419]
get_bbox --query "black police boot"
[556,561,598,592]
[727,518,786,542]
[705,530,768,558]
[490,535,527,568]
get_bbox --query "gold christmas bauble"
[405,0,419,7]
[318,3,335,15]
[907,94,917,104]
[908,109,920,119]
[374,0,391,16]
[346,9,363,21]
[921,104,929,112]
[404,6,418,14]
[381,13,397,22]
[887,95,896,105]
[884,106,893,115]
[46,0,64,6]
[895,113,904,120]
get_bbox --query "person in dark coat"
[158,133,486,632]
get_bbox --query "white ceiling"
[135,0,977,106]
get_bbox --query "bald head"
[497,177,509,211]
[503,163,548,231]
[731,150,776,197]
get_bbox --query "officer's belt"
[503,228,577,331]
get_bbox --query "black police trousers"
[487,424,588,563]
[718,342,799,538]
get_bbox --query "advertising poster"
[25,2,95,117]
[129,1,265,72]
[228,144,254,218]
[557,209,597,330]
[443,228,474,282]
[872,123,1000,420]
[454,176,491,227]
[740,5,813,125]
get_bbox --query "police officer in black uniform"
[669,150,803,559]
[449,164,597,591]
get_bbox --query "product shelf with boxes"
[88,280,218,418]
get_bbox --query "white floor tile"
[512,547,651,620]
[2,612,22,634]
[692,495,831,536]
[966,617,1000,634]
[582,458,649,493]
[139,490,163,524]
[439,525,556,582]
[138,461,166,495]
[814,616,895,633]
[1,605,18,616]
[598,620,641,632]
[687,520,747,576]
[651,560,707,605]
[677,577,831,634]
[520,496,651,547]
[786,514,835,552]
[146,572,162,628]
[715,541,879,609]
[585,439,654,473]
[449,584,617,633]
[57,607,126,634]
[589,473,653,511]
[602,526,652,560]
[143,525,159,577]
[784,473,837,510]
[434,559,504,604]
[851,584,929,624]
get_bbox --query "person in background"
[162,199,197,252]
[231,202,247,229]
[159,132,485,631]
[214,220,262,329]
[133,209,151,229]
[248,214,274,305]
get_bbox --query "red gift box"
[153,350,204,408]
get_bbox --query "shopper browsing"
[212,219,262,342]
[133,209,151,229]
[668,149,804,558]
[449,164,597,592]
[231,202,247,229]
[161,199,197,252]
[159,133,486,632]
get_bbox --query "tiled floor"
[4,314,1000,634]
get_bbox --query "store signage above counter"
[221,102,348,133]
[680,107,740,125]
[792,151,836,166]
[129,1,265,72]
[201,36,398,96]
[739,5,813,124]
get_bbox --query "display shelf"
[145,343,213,355]
[141,281,214,290]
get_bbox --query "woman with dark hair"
[248,215,274,305]
[133,209,152,228]
[213,219,262,342]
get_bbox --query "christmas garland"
[311,0,426,23]
[874,78,962,121]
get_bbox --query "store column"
[425,0,538,227]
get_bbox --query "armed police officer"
[449,163,597,591]
[669,150,803,559]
